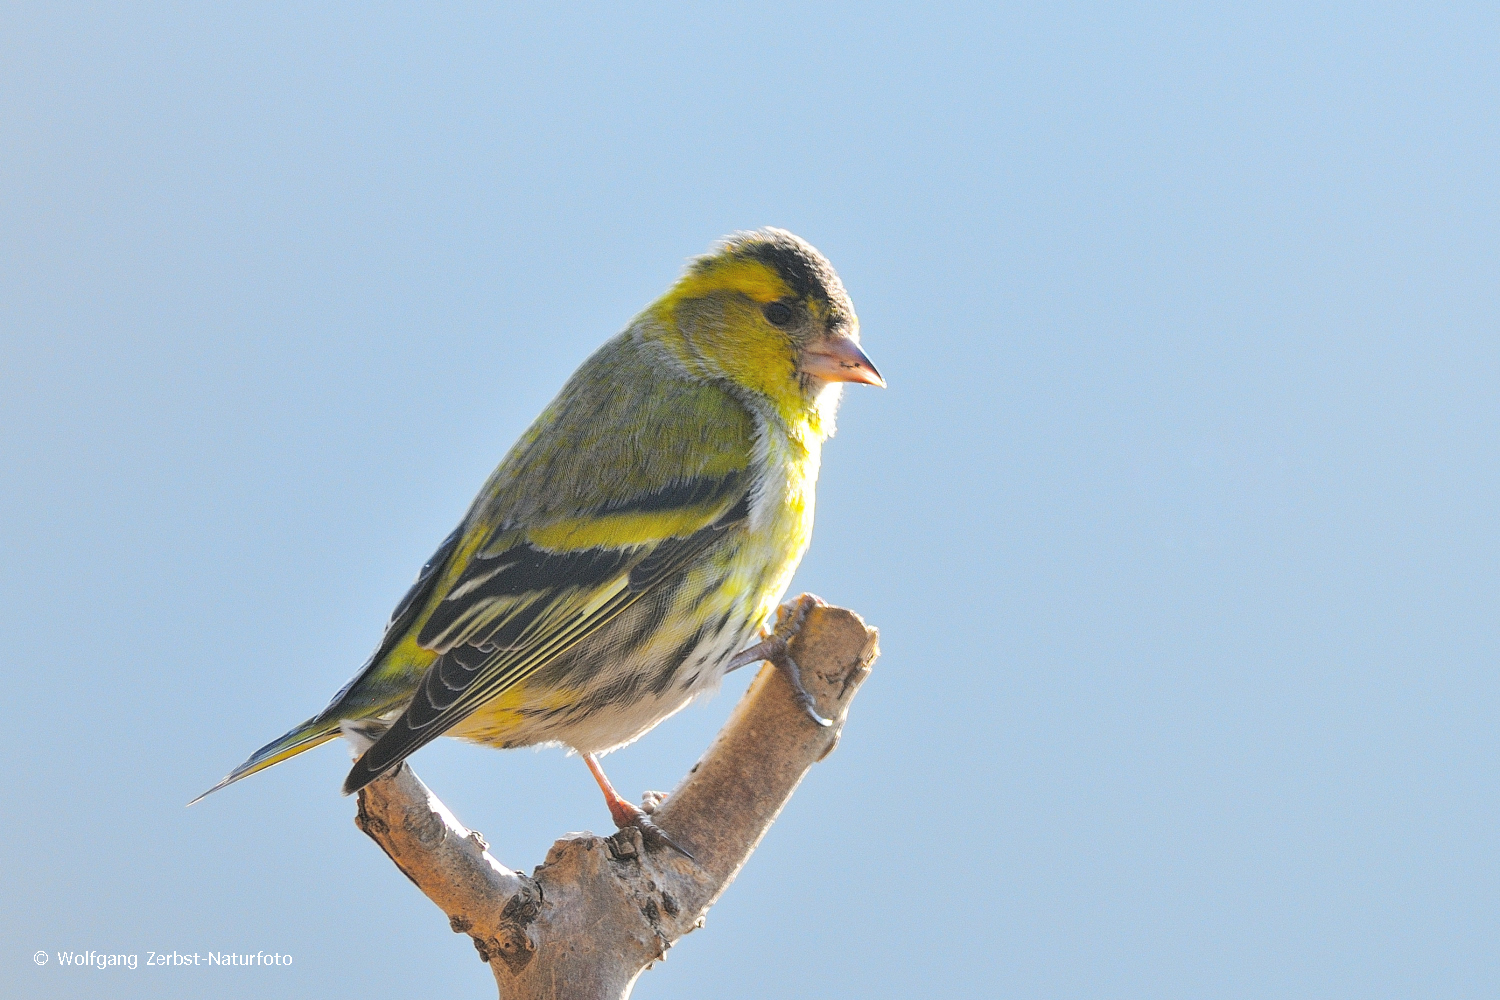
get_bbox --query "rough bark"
[353,601,879,999]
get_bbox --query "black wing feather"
[417,543,635,650]
[341,484,750,794]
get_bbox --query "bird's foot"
[726,593,832,727]
[607,795,694,860]
[584,752,693,860]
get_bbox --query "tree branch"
[353,600,879,999]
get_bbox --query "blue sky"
[3,4,1496,998]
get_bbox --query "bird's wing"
[341,474,750,793]
[341,335,760,794]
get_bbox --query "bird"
[191,228,883,852]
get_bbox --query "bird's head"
[653,229,883,432]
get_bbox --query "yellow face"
[664,257,803,403]
[653,247,880,424]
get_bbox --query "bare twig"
[354,601,879,1000]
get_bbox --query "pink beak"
[799,336,886,387]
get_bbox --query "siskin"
[193,229,883,850]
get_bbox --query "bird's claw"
[604,788,693,859]
[779,647,834,727]
[617,804,694,861]
[727,594,832,726]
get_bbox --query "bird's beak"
[799,335,885,387]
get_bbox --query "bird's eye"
[763,302,794,326]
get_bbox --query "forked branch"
[353,601,880,1000]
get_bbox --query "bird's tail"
[188,715,342,805]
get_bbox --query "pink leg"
[582,753,693,859]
